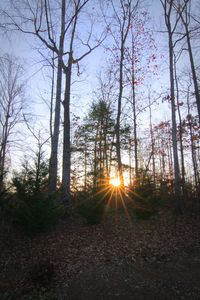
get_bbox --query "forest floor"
[0,206,200,300]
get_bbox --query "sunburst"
[109,177,121,187]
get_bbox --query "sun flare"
[110,177,121,187]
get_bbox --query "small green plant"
[13,192,64,236]
[12,157,49,197]
[0,288,60,300]
[10,159,64,236]
[0,291,16,300]
[23,288,59,300]
[0,192,13,227]
[128,170,164,220]
[75,189,105,225]
[134,206,155,220]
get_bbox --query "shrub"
[0,291,16,300]
[13,192,64,236]
[127,171,164,220]
[6,157,63,236]
[134,206,155,220]
[0,289,59,300]
[75,189,106,225]
[24,289,58,300]
[12,158,49,197]
[0,192,12,225]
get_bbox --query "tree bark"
[174,55,186,198]
[178,0,200,125]
[48,0,66,195]
[168,32,182,211]
[148,93,156,186]
[161,0,183,212]
[61,61,72,205]
[185,25,200,125]
[116,46,124,186]
[132,81,138,179]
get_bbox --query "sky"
[0,0,166,110]
[0,0,169,172]
[0,0,198,177]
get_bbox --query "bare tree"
[23,114,50,192]
[1,0,105,203]
[125,11,157,179]
[173,52,186,198]
[104,0,140,186]
[160,0,188,212]
[0,54,25,193]
[60,0,106,205]
[176,0,200,125]
[0,0,68,194]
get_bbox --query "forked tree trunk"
[48,0,66,195]
[161,0,183,212]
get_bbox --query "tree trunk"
[186,91,200,190]
[181,12,200,125]
[168,33,182,211]
[84,138,87,191]
[0,111,10,193]
[132,80,138,179]
[115,43,124,186]
[0,91,12,193]
[49,54,55,143]
[35,147,42,192]
[131,41,138,179]
[61,62,72,206]
[149,95,156,186]
[93,132,98,189]
[174,57,186,198]
[48,0,66,195]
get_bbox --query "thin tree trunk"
[84,138,87,191]
[113,0,133,187]
[0,101,11,193]
[132,81,138,179]
[104,121,109,182]
[61,61,72,206]
[48,0,66,195]
[186,90,200,190]
[148,93,156,186]
[129,138,132,185]
[180,10,200,125]
[49,54,55,143]
[131,41,138,179]
[35,146,42,192]
[168,31,182,211]
[174,57,186,198]
[115,44,124,186]
[186,32,200,125]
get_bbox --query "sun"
[110,177,121,187]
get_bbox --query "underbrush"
[0,192,64,237]
[74,188,107,225]
[127,174,166,220]
[0,158,65,237]
[0,289,59,300]
[14,193,64,236]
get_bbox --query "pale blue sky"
[0,0,198,175]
